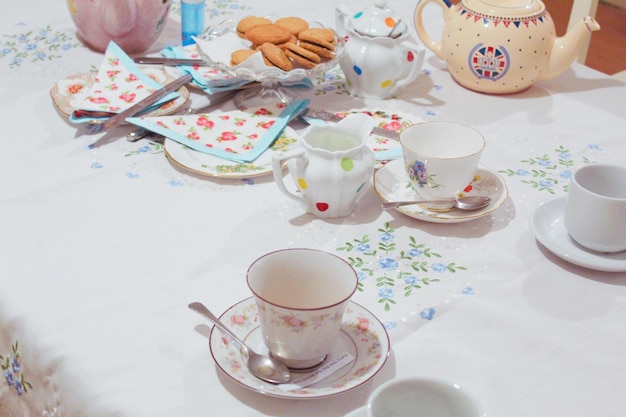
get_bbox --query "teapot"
[66,0,171,54]
[272,114,376,219]
[414,0,601,94]
[336,0,425,99]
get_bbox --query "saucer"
[50,69,189,120]
[163,126,299,178]
[373,159,508,223]
[208,297,390,399]
[530,197,626,272]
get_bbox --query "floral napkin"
[69,41,180,124]
[127,99,309,163]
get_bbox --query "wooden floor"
[548,0,626,75]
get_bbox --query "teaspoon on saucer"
[188,301,291,384]
[382,196,491,211]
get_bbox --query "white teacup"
[365,377,484,417]
[246,248,357,370]
[400,122,485,200]
[563,164,626,253]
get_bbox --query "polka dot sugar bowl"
[335,0,425,99]
[272,113,376,219]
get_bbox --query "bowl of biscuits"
[195,16,343,108]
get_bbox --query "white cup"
[246,248,357,370]
[563,164,626,253]
[365,377,484,417]
[400,122,485,200]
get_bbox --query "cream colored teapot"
[414,0,600,94]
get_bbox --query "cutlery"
[188,302,291,384]
[382,196,491,211]
[85,74,193,136]
[133,57,207,66]
[300,108,400,140]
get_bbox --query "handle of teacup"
[271,147,309,206]
[413,0,450,59]
[394,41,426,90]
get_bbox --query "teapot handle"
[394,41,426,90]
[413,0,451,59]
[271,147,310,207]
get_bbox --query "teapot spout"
[540,16,601,80]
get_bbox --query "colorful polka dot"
[297,178,308,189]
[385,17,395,28]
[353,65,362,75]
[407,51,415,62]
[341,157,354,171]
[380,79,392,88]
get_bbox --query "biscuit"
[284,43,320,68]
[298,28,336,59]
[236,16,272,38]
[230,49,256,66]
[259,42,294,71]
[246,24,292,47]
[275,17,309,36]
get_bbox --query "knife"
[133,57,207,66]
[84,74,193,136]
[300,108,400,140]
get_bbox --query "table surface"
[1,1,625,416]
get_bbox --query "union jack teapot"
[414,0,600,94]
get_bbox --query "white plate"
[208,297,390,399]
[374,159,508,223]
[50,69,189,120]
[163,126,299,178]
[530,197,626,272]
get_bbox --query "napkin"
[69,41,180,124]
[127,99,309,163]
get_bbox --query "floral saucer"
[374,159,508,223]
[530,197,626,272]
[49,68,189,120]
[208,297,390,399]
[163,125,299,178]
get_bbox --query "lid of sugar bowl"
[348,0,407,37]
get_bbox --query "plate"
[195,19,344,85]
[530,197,626,272]
[208,297,390,399]
[49,68,190,120]
[163,126,299,178]
[374,159,508,223]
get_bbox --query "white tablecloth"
[1,1,625,416]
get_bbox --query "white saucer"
[374,159,508,223]
[530,197,626,272]
[164,126,299,178]
[208,297,390,399]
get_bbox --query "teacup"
[563,164,626,253]
[246,248,357,370]
[365,377,484,417]
[272,114,376,218]
[400,122,485,200]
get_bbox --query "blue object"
[181,0,205,46]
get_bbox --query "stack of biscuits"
[231,16,336,71]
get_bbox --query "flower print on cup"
[406,159,442,191]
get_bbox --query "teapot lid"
[463,0,544,17]
[349,0,407,37]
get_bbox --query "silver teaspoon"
[382,196,491,211]
[188,302,291,384]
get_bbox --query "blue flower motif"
[588,144,602,150]
[404,275,418,285]
[25,43,37,51]
[558,152,571,159]
[11,358,20,373]
[4,369,14,384]
[420,307,435,320]
[355,243,370,252]
[61,43,72,51]
[126,172,140,179]
[13,379,23,395]
[378,288,394,298]
[138,146,150,153]
[516,169,529,176]
[461,286,474,295]
[537,159,552,167]
[559,170,572,179]
[378,258,398,270]
[431,263,447,273]
[379,232,394,243]
[408,248,422,257]
[357,271,368,282]
[539,179,553,188]
[91,162,103,169]
[384,321,398,330]
[168,179,184,187]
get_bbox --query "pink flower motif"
[383,120,402,131]
[187,131,200,141]
[248,133,258,140]
[258,120,275,129]
[255,108,271,116]
[118,93,136,103]
[219,131,238,141]
[230,314,246,325]
[283,315,304,328]
[196,116,215,129]
[67,83,83,95]
[106,70,121,79]
[126,73,138,82]
[358,318,370,331]
[220,115,230,120]
[89,96,108,104]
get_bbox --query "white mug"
[400,122,485,200]
[246,248,357,370]
[365,377,484,417]
[563,164,626,253]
